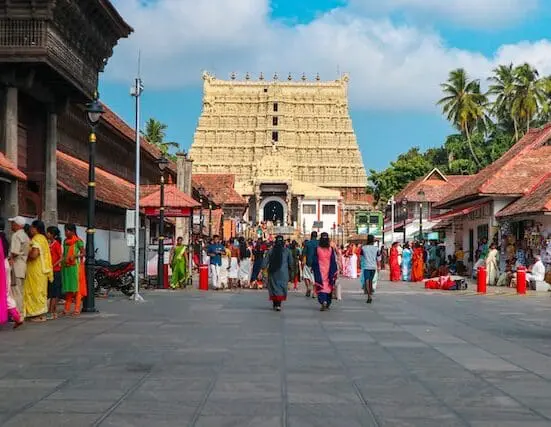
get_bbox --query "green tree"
[511,63,548,136]
[437,68,488,168]
[368,148,432,204]
[487,63,516,137]
[142,118,179,156]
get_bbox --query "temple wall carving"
[189,72,367,195]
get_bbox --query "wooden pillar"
[42,110,58,225]
[3,87,18,218]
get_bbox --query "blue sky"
[101,0,551,172]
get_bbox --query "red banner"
[144,207,192,217]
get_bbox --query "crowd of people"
[0,216,87,330]
[194,231,382,311]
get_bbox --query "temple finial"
[245,72,250,80]
[288,72,292,81]
[273,72,278,81]
[259,72,264,81]
[301,72,307,81]
[230,71,236,80]
[316,73,320,81]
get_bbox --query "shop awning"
[0,153,26,181]
[141,185,200,217]
[430,200,489,222]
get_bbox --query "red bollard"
[477,266,487,294]
[199,264,209,291]
[163,264,170,289]
[516,266,527,295]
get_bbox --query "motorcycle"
[94,260,135,296]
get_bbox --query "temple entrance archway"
[260,196,286,225]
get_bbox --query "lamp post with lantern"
[401,197,408,245]
[417,189,425,240]
[82,92,104,313]
[156,155,169,289]
[209,202,213,238]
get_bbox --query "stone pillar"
[3,87,19,218]
[42,111,58,225]
[286,191,292,227]
[176,153,194,244]
[297,196,303,233]
[255,191,261,224]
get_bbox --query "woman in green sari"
[169,237,188,289]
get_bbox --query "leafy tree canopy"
[369,62,550,205]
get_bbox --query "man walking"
[361,234,380,304]
[207,235,225,290]
[8,216,29,314]
[302,231,319,298]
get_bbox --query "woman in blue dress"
[401,243,413,281]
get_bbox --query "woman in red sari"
[411,243,425,282]
[389,242,401,282]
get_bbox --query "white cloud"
[351,0,539,28]
[104,0,551,112]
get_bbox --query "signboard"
[313,221,323,229]
[357,225,369,235]
[144,207,192,217]
[427,232,439,240]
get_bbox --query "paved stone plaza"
[1,277,551,427]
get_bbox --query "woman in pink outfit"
[0,222,23,329]
[313,232,339,311]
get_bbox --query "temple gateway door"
[263,200,284,224]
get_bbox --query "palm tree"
[487,63,516,138]
[511,63,548,136]
[437,68,488,167]
[142,118,179,155]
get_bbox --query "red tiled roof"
[100,104,177,173]
[396,168,471,203]
[496,172,551,218]
[140,184,200,209]
[57,150,135,208]
[437,124,551,208]
[0,153,26,181]
[192,174,248,206]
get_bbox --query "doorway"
[263,200,284,224]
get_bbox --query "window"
[263,88,268,93]
[369,215,380,225]
[303,204,316,214]
[322,205,336,215]
[273,116,278,126]
[272,131,279,142]
[273,102,278,112]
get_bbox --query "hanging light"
[86,92,104,126]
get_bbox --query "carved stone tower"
[189,72,367,195]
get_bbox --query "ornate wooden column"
[3,86,19,218]
[42,109,58,225]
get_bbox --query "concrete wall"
[301,199,338,234]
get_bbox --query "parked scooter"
[94,260,135,296]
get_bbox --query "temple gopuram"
[189,72,371,236]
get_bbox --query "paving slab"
[1,276,551,426]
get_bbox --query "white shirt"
[362,245,381,270]
[531,260,546,281]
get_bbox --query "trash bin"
[477,266,486,294]
[516,266,526,295]
[199,264,209,291]
[163,264,170,289]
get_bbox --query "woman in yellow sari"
[23,220,53,322]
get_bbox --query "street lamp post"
[82,92,104,313]
[209,202,213,238]
[199,196,204,237]
[402,197,408,244]
[156,156,168,289]
[418,190,425,241]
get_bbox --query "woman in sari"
[389,242,401,282]
[169,237,188,289]
[486,243,499,286]
[23,220,53,322]
[61,224,86,316]
[401,243,412,281]
[313,232,338,311]
[411,243,425,282]
[263,235,293,311]
[289,240,301,291]
[0,221,23,329]
[348,244,358,279]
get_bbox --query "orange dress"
[411,248,425,282]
